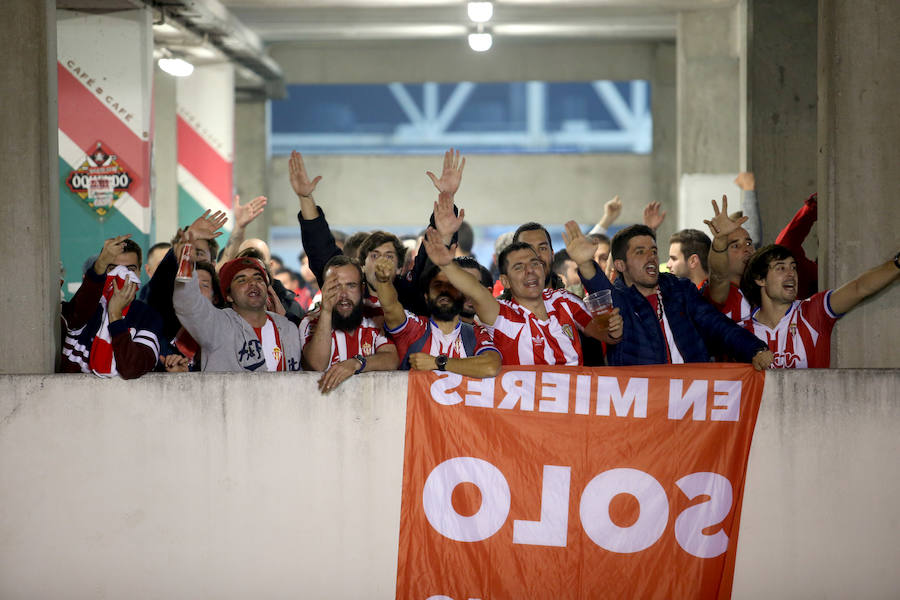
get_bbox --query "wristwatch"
[893,250,900,270]
[435,354,448,372]
[353,353,366,374]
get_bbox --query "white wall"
[1,369,898,599]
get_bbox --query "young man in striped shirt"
[421,228,623,366]
[703,195,756,322]
[739,244,900,368]
[300,255,399,393]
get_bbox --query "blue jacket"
[581,265,767,366]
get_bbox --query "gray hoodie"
[174,273,302,372]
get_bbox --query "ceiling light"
[158,57,194,77]
[467,2,493,24]
[468,32,493,52]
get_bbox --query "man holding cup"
[563,222,773,369]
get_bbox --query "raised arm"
[563,220,600,281]
[369,257,407,330]
[589,196,622,236]
[290,150,323,221]
[643,201,667,232]
[829,252,900,315]
[703,195,749,303]
[217,194,267,267]
[422,228,500,326]
[62,234,131,329]
[735,172,761,245]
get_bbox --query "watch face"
[436,354,448,370]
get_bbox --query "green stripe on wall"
[177,184,231,259]
[59,156,148,300]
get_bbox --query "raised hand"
[600,195,623,229]
[562,220,599,266]
[107,279,137,321]
[289,150,322,198]
[703,195,749,239]
[426,148,466,196]
[433,191,465,241]
[734,172,755,192]
[188,209,228,241]
[319,271,341,312]
[373,257,395,283]
[421,227,455,267]
[266,285,286,316]
[94,234,132,274]
[643,201,667,231]
[233,195,267,229]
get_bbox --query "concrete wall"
[266,152,656,230]
[0,0,59,375]
[1,369,898,599]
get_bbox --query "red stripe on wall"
[176,115,233,208]
[57,62,149,208]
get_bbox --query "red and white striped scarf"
[88,266,141,378]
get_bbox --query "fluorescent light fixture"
[158,57,194,77]
[468,32,493,52]
[467,2,493,23]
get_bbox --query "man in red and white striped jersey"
[421,228,623,366]
[739,244,900,368]
[702,195,755,322]
[300,254,399,392]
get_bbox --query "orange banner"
[396,364,765,600]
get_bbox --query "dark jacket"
[60,265,164,379]
[581,265,767,366]
[298,207,437,316]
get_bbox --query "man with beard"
[738,244,900,368]
[567,222,773,368]
[370,257,501,378]
[300,254,399,393]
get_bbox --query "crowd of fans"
[60,150,900,388]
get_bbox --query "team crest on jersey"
[361,342,373,356]
[561,324,574,340]
[272,346,282,364]
[65,141,134,219]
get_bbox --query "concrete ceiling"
[221,0,738,44]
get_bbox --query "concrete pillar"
[651,42,677,245]
[234,101,270,242]
[152,66,179,243]
[746,0,817,245]
[676,6,742,177]
[0,0,59,374]
[818,0,900,368]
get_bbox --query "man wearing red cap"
[174,252,302,372]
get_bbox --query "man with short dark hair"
[667,229,711,289]
[567,221,773,369]
[702,196,756,322]
[300,254,399,393]
[738,244,899,368]
[371,257,500,378]
[513,222,565,290]
[61,235,163,379]
[422,227,623,366]
[174,245,302,372]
